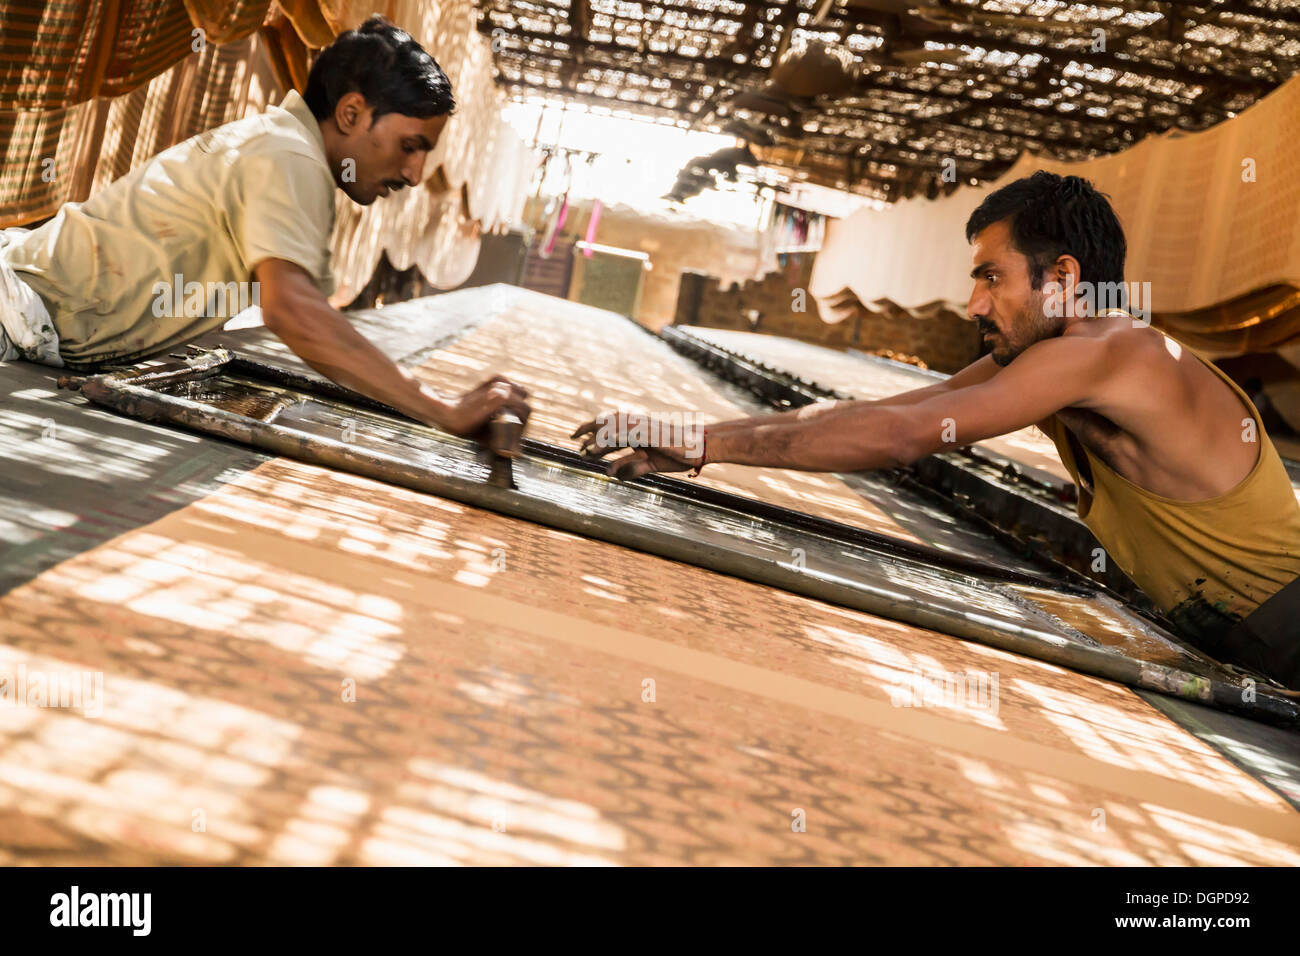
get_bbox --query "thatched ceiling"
[474,0,1300,201]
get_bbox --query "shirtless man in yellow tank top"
[575,172,1300,689]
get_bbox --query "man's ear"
[332,91,370,136]
[1054,254,1083,291]
[1045,254,1086,317]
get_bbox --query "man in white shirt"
[0,15,529,437]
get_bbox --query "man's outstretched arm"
[254,258,528,436]
[577,334,1113,478]
[709,336,1110,471]
[695,352,1004,439]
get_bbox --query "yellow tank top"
[1045,336,1300,636]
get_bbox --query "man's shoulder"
[1062,313,1158,350]
[227,110,328,167]
[158,99,321,171]
[222,126,336,205]
[1036,314,1158,372]
[118,110,327,200]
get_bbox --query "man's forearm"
[703,404,922,473]
[703,383,953,438]
[266,298,455,429]
[702,399,849,436]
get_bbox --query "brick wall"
[521,237,576,299]
[850,302,982,374]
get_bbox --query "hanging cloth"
[582,199,603,257]
[541,193,570,258]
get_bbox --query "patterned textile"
[3,292,1299,864]
[0,102,95,225]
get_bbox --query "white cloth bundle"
[0,228,62,367]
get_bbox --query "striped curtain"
[0,0,273,225]
[0,0,536,296]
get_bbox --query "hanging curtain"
[0,0,541,299]
[582,199,602,257]
[541,193,570,258]
[810,72,1300,353]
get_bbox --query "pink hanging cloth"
[542,193,569,257]
[582,200,603,257]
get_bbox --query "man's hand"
[442,375,531,438]
[254,258,532,437]
[572,411,705,479]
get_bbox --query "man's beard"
[984,290,1065,366]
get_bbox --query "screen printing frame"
[75,349,1300,728]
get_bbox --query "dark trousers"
[1225,575,1300,691]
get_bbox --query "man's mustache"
[977,320,998,337]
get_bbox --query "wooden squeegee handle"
[489,411,525,460]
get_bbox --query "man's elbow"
[884,412,933,468]
[259,297,301,340]
[838,410,929,470]
[253,267,311,338]
[259,304,285,335]
[889,441,929,470]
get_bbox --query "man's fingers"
[500,395,530,421]
[478,389,509,417]
[574,415,621,457]
[571,409,632,443]
[487,401,533,433]
[476,375,529,400]
[609,450,656,480]
[483,383,530,419]
[580,436,621,460]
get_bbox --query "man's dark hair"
[965,171,1126,288]
[305,15,455,124]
